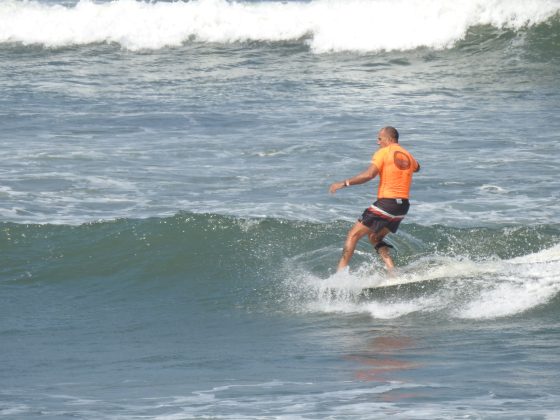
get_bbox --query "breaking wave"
[1,0,559,52]
[3,213,559,320]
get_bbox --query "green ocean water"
[2,214,560,417]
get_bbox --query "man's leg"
[336,221,371,271]
[368,228,394,271]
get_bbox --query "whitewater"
[1,0,560,418]
[1,0,560,52]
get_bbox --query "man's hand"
[329,164,378,195]
[329,181,346,194]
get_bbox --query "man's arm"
[329,163,379,194]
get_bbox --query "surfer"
[329,126,420,272]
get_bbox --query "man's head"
[376,126,399,148]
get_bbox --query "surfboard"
[359,277,445,299]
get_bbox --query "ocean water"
[1,0,560,418]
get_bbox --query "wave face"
[4,214,560,417]
[3,213,559,321]
[1,0,559,52]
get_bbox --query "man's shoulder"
[373,146,390,157]
[393,143,408,151]
[393,143,415,158]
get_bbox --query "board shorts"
[358,198,410,234]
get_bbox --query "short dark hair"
[383,126,399,142]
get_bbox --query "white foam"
[509,243,560,264]
[457,276,559,319]
[141,381,414,419]
[286,245,560,320]
[82,175,138,190]
[363,295,444,319]
[479,184,509,194]
[456,245,560,319]
[0,404,30,416]
[1,0,558,52]
[0,185,26,197]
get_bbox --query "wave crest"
[1,0,559,52]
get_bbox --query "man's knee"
[374,240,394,254]
[368,230,393,254]
[368,231,383,244]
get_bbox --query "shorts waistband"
[368,204,406,221]
[377,198,409,202]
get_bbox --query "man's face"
[377,130,390,148]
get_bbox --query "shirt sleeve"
[372,148,386,170]
[412,156,419,171]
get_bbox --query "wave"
[289,248,560,320]
[1,0,559,52]
[2,213,560,320]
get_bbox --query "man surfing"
[329,126,420,272]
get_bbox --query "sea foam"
[289,244,560,320]
[1,0,559,52]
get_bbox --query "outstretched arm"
[329,163,379,194]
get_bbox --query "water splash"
[283,244,560,319]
